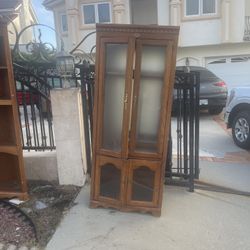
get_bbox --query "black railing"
[165,70,200,192]
[14,63,56,151]
[77,63,95,173]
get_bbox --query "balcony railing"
[244,16,250,41]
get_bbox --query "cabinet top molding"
[96,24,180,36]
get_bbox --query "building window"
[61,13,68,32]
[82,2,111,24]
[185,0,216,16]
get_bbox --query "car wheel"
[208,106,223,115]
[232,111,250,149]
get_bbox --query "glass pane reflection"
[100,163,121,199]
[132,166,155,202]
[135,45,166,153]
[102,44,128,151]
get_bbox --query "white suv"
[224,87,250,149]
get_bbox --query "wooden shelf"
[0,21,28,200]
[91,24,179,216]
[0,190,29,200]
[0,145,18,155]
[0,99,12,105]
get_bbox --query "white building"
[43,0,250,86]
[5,0,38,45]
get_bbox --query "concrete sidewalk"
[199,160,250,193]
[46,185,250,250]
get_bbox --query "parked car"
[16,81,40,110]
[174,66,228,115]
[224,87,250,149]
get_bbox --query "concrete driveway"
[46,112,250,250]
[46,185,250,250]
[172,112,250,192]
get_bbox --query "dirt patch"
[0,201,36,247]
[6,180,81,248]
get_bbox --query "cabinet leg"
[151,210,161,217]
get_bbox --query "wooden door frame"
[93,155,126,206]
[95,37,135,159]
[129,39,174,159]
[126,159,161,208]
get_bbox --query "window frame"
[81,2,112,25]
[184,0,218,18]
[60,12,68,33]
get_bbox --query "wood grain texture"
[90,24,179,216]
[0,22,28,200]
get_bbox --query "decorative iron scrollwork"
[12,24,63,64]
[70,31,96,64]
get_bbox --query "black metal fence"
[165,70,200,191]
[14,58,199,192]
[14,63,56,151]
[77,63,95,173]
[76,64,200,190]
[13,60,92,153]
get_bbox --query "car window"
[199,69,218,82]
[175,66,220,83]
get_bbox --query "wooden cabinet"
[90,24,179,216]
[0,21,28,200]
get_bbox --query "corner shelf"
[0,145,18,155]
[0,21,28,200]
[0,99,12,105]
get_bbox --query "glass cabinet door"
[97,38,134,157]
[94,155,125,204]
[129,40,172,157]
[126,159,161,207]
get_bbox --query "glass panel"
[135,45,166,153]
[203,0,215,14]
[102,44,128,152]
[132,166,155,202]
[83,5,95,24]
[98,3,110,23]
[186,0,199,15]
[0,36,6,66]
[100,164,121,199]
[61,14,68,32]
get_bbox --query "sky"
[32,0,54,28]
[31,0,57,46]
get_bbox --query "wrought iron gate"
[78,63,200,193]
[165,70,200,191]
[77,63,95,173]
[14,63,56,151]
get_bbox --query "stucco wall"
[157,0,170,25]
[180,19,221,47]
[246,0,250,16]
[130,0,157,24]
[177,42,250,67]
[47,0,248,61]
[230,0,245,42]
[8,0,37,45]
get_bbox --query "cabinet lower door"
[94,155,125,205]
[126,160,161,207]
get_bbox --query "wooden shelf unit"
[90,24,179,216]
[0,21,28,200]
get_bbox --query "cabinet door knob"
[124,93,128,104]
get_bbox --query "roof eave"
[43,0,64,10]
